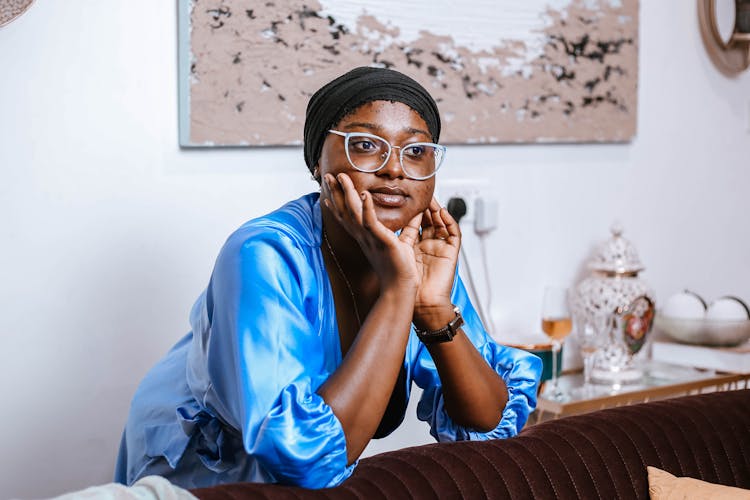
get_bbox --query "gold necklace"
[322,227,363,328]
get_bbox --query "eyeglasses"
[328,130,446,180]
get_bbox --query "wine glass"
[541,286,573,400]
[575,315,606,397]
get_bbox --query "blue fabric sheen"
[116,192,541,490]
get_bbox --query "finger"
[441,207,462,246]
[429,197,441,212]
[429,203,449,239]
[361,191,376,231]
[400,211,423,247]
[323,174,346,219]
[320,173,331,201]
[420,208,435,240]
[361,191,394,242]
[336,173,364,225]
[322,199,346,229]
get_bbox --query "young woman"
[116,67,542,490]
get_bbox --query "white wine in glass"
[541,317,573,341]
[541,287,572,400]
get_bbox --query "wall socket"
[474,197,498,234]
[436,178,496,232]
[436,179,483,224]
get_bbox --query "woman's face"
[317,100,436,232]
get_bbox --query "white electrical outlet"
[474,197,499,234]
[436,179,485,224]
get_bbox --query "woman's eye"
[405,145,426,157]
[350,140,378,153]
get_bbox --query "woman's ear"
[312,165,321,184]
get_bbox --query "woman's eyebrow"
[342,122,430,137]
[405,126,430,137]
[342,121,380,131]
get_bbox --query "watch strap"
[415,306,464,345]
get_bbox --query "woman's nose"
[377,148,405,179]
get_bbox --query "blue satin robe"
[115,193,542,490]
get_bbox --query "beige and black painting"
[179,0,638,146]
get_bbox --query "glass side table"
[532,361,750,424]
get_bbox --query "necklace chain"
[322,227,363,328]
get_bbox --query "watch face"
[0,0,35,28]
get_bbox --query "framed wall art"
[178,0,639,147]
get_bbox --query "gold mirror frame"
[698,0,750,74]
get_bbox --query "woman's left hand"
[413,198,461,320]
[413,200,507,432]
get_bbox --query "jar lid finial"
[589,222,645,274]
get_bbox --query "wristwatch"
[415,306,464,345]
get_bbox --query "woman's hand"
[410,202,506,431]
[321,173,421,291]
[319,173,424,463]
[413,199,461,327]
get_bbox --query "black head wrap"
[303,66,441,176]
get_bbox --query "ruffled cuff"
[416,348,542,442]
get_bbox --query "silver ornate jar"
[571,224,656,385]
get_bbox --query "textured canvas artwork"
[179,0,638,146]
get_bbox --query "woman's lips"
[369,187,407,207]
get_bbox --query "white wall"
[1,1,748,498]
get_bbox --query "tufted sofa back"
[192,389,750,499]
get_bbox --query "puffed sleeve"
[412,274,542,442]
[186,227,354,488]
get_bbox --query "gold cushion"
[648,466,750,500]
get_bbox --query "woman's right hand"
[321,173,421,291]
[319,173,424,463]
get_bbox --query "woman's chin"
[375,208,418,233]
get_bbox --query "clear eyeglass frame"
[328,129,447,180]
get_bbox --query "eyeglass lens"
[346,134,444,179]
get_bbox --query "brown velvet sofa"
[191,389,750,499]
